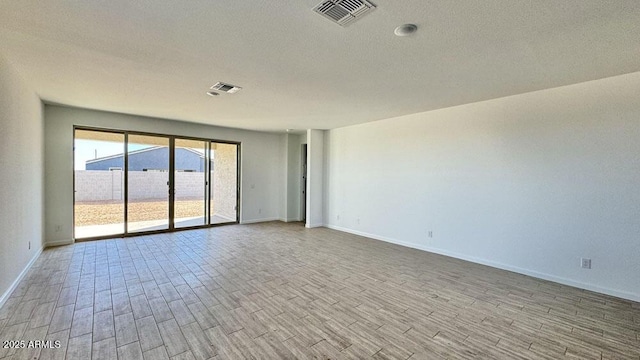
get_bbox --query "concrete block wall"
[127,171,169,200]
[212,143,238,220]
[75,171,205,201]
[74,171,122,201]
[175,172,205,200]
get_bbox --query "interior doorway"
[301,144,307,223]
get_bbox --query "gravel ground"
[74,199,207,226]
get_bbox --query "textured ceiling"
[1,1,639,132]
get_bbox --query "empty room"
[1,1,639,359]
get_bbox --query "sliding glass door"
[174,139,207,228]
[74,128,240,240]
[210,142,239,224]
[74,129,125,239]
[126,134,171,233]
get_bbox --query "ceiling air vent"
[210,82,242,94]
[313,0,376,27]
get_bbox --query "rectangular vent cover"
[313,0,376,27]
[211,82,242,94]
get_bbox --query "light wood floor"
[1,222,638,359]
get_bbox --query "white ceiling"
[1,1,639,132]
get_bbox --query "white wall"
[0,56,44,305]
[325,72,640,301]
[306,129,325,228]
[284,133,304,222]
[44,105,286,245]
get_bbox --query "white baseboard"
[305,222,324,228]
[0,246,44,309]
[326,224,640,302]
[45,239,73,247]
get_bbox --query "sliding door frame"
[73,125,241,242]
[72,127,127,242]
[208,141,241,226]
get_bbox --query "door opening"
[301,144,307,223]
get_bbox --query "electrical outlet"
[258,208,262,214]
[336,215,340,220]
[581,258,592,269]
[428,231,433,238]
[55,225,61,232]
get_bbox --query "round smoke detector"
[394,24,418,36]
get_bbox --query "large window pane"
[174,138,206,228]
[74,129,125,238]
[127,134,170,233]
[210,142,238,224]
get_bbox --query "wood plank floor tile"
[66,333,92,360]
[180,322,217,360]
[69,306,93,338]
[94,290,112,313]
[167,299,196,327]
[93,310,115,343]
[74,288,94,310]
[11,324,49,360]
[117,341,144,360]
[158,282,182,303]
[0,222,638,360]
[111,291,132,316]
[157,319,190,357]
[28,301,56,329]
[170,350,197,360]
[257,330,300,359]
[186,301,219,331]
[130,294,153,320]
[92,337,117,360]
[149,297,174,323]
[143,345,170,360]
[6,299,39,326]
[135,315,164,352]
[58,287,78,308]
[208,303,243,335]
[226,328,267,359]
[39,328,70,360]
[114,312,139,347]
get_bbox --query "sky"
[75,139,128,170]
